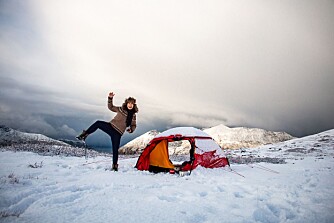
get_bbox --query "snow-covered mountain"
[0,125,101,157]
[119,124,295,154]
[203,124,295,149]
[119,130,159,154]
[0,125,68,146]
[227,129,334,164]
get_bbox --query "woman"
[76,92,138,171]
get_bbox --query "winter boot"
[112,164,118,172]
[76,130,88,141]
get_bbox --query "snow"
[0,126,68,146]
[119,130,159,154]
[203,124,294,149]
[1,130,334,223]
[194,138,223,155]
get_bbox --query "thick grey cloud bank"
[1,0,334,147]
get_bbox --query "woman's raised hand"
[109,92,115,98]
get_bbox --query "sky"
[1,0,334,148]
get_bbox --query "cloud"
[169,113,226,129]
[58,125,77,137]
[0,0,333,145]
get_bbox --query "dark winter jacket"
[107,97,137,135]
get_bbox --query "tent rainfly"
[135,127,230,173]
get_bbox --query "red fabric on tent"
[194,151,229,168]
[136,143,155,171]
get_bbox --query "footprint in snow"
[198,191,208,197]
[233,191,244,198]
[157,195,178,202]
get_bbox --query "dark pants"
[85,120,122,165]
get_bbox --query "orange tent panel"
[149,140,174,169]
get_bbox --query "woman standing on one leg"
[76,92,139,171]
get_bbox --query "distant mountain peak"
[0,125,68,146]
[119,130,160,155]
[0,125,102,157]
[210,123,230,129]
[203,125,295,149]
[119,124,295,154]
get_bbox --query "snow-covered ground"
[1,130,333,223]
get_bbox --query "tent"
[135,127,230,173]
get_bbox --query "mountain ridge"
[0,125,102,157]
[119,124,295,155]
[0,125,69,146]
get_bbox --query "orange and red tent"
[135,127,229,173]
